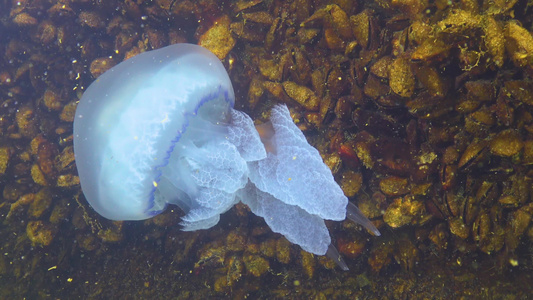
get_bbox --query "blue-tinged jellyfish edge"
[144,85,233,216]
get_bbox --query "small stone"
[6,193,34,220]
[504,21,533,68]
[60,101,78,122]
[43,89,63,111]
[226,230,247,252]
[282,81,320,111]
[0,147,11,175]
[56,174,80,187]
[300,250,315,278]
[340,170,363,197]
[276,238,291,264]
[16,106,38,138]
[31,164,49,186]
[350,12,370,49]
[199,15,236,60]
[260,239,277,258]
[28,188,53,218]
[214,276,229,293]
[13,13,37,26]
[78,11,105,29]
[522,140,533,165]
[448,217,469,239]
[337,236,366,259]
[55,146,75,172]
[379,176,409,196]
[297,28,320,44]
[49,199,71,224]
[26,221,55,246]
[241,11,274,25]
[243,254,269,277]
[389,56,415,97]
[383,195,424,228]
[97,222,124,242]
[258,58,283,81]
[490,129,523,157]
[77,232,99,251]
[90,57,116,78]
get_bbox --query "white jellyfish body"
[73,43,379,270]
